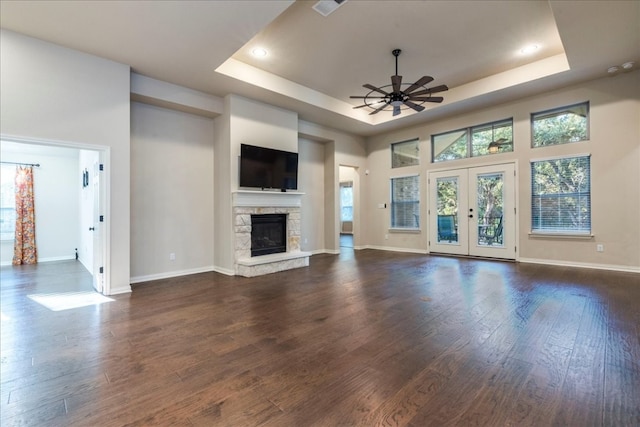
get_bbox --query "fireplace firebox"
[251,214,287,257]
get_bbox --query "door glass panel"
[476,173,504,247]
[436,177,459,243]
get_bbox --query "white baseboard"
[212,265,235,276]
[130,265,216,284]
[519,257,640,274]
[364,245,428,255]
[39,255,76,263]
[109,285,132,295]
[312,249,339,255]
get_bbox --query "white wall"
[229,95,299,192]
[213,98,233,274]
[0,29,131,293]
[298,121,367,252]
[130,102,215,282]
[364,71,640,271]
[298,138,326,252]
[0,142,79,265]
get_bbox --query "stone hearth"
[233,191,310,277]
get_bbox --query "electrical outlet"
[169,252,176,261]
[596,244,604,252]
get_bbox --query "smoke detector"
[313,0,348,17]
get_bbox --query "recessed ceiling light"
[252,48,268,58]
[520,44,539,55]
[622,61,635,70]
[608,66,620,74]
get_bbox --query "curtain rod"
[0,161,40,167]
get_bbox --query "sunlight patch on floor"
[27,291,114,311]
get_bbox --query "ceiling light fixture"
[251,48,268,58]
[520,44,539,55]
[622,61,635,70]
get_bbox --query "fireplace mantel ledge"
[233,190,305,208]
[236,250,312,266]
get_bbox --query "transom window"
[390,175,420,229]
[531,102,589,147]
[531,155,591,234]
[391,138,419,168]
[432,118,513,162]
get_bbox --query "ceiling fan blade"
[353,104,372,109]
[363,83,389,96]
[407,96,444,103]
[404,76,434,94]
[393,105,401,116]
[404,100,425,112]
[369,102,389,115]
[410,84,449,96]
[391,75,402,93]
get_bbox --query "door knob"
[468,215,473,218]
[89,227,95,231]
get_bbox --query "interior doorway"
[428,163,517,260]
[339,165,357,251]
[0,137,109,294]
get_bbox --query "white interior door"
[429,163,516,260]
[92,160,104,293]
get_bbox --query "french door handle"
[468,215,474,218]
[89,227,95,231]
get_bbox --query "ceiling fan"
[350,49,449,116]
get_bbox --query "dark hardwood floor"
[1,251,639,426]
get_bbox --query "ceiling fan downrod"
[393,49,401,76]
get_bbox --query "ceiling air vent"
[313,0,348,17]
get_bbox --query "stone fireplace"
[233,191,310,277]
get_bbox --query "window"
[391,139,419,168]
[471,119,513,156]
[340,182,353,221]
[432,118,513,162]
[391,175,420,229]
[531,102,589,147]
[0,165,16,240]
[531,155,591,234]
[432,129,467,162]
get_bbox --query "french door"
[428,163,516,259]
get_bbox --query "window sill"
[528,232,593,240]
[389,228,421,234]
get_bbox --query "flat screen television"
[239,144,298,190]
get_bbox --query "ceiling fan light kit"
[350,49,449,116]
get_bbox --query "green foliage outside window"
[531,156,591,233]
[532,102,589,147]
